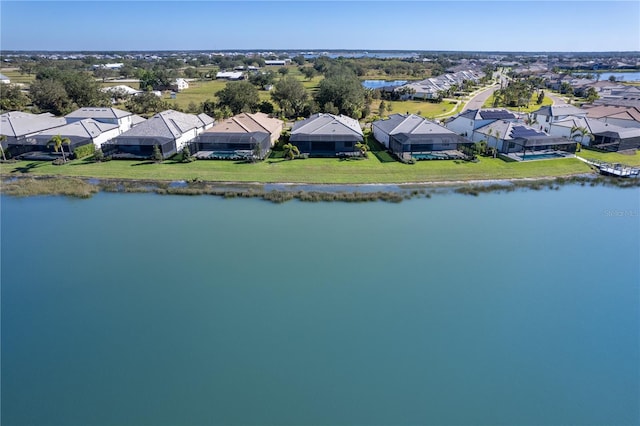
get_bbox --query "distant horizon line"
[2,49,639,54]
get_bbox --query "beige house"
[194,112,284,159]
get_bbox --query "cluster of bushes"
[73,144,96,159]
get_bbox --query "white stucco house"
[65,107,136,133]
[102,110,214,159]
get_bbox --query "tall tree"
[0,84,29,112]
[271,76,308,118]
[30,79,72,115]
[216,81,260,114]
[125,92,168,116]
[249,70,276,89]
[300,67,316,81]
[315,71,365,119]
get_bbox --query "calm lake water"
[595,71,640,81]
[361,79,408,89]
[2,186,639,426]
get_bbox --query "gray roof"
[374,114,456,136]
[533,105,587,117]
[34,118,118,139]
[65,107,132,120]
[0,111,67,138]
[197,113,215,127]
[0,73,9,81]
[131,114,147,125]
[476,120,572,146]
[554,116,640,139]
[114,110,211,141]
[451,108,517,121]
[290,113,363,142]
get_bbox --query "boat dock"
[576,156,640,178]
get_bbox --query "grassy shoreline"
[2,149,638,201]
[0,156,596,184]
[3,173,638,203]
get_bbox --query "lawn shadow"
[132,161,157,166]
[12,162,42,174]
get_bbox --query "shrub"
[52,158,66,165]
[73,144,96,159]
[93,148,104,162]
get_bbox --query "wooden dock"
[576,156,640,178]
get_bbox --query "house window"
[508,142,515,149]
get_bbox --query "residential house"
[31,119,120,153]
[445,109,518,140]
[102,110,214,159]
[475,120,576,157]
[397,69,485,100]
[65,107,136,133]
[592,85,640,108]
[194,112,283,159]
[290,113,363,155]
[1,111,66,156]
[172,78,189,92]
[216,71,244,80]
[0,73,10,84]
[549,116,640,152]
[101,85,142,97]
[531,105,588,131]
[583,105,640,128]
[373,114,470,160]
[264,60,289,66]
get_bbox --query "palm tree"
[570,126,594,145]
[526,113,539,127]
[0,135,7,161]
[48,135,71,162]
[355,141,369,157]
[282,142,299,160]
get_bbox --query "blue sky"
[1,1,639,51]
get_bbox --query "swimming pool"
[521,153,566,160]
[412,153,448,160]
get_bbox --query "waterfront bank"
[3,173,639,202]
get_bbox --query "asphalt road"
[461,84,500,112]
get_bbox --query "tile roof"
[203,113,281,135]
[584,105,640,121]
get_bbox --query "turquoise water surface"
[1,186,639,425]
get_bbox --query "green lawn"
[0,68,36,85]
[577,149,640,166]
[374,99,458,119]
[160,66,323,109]
[483,93,553,113]
[1,156,593,184]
